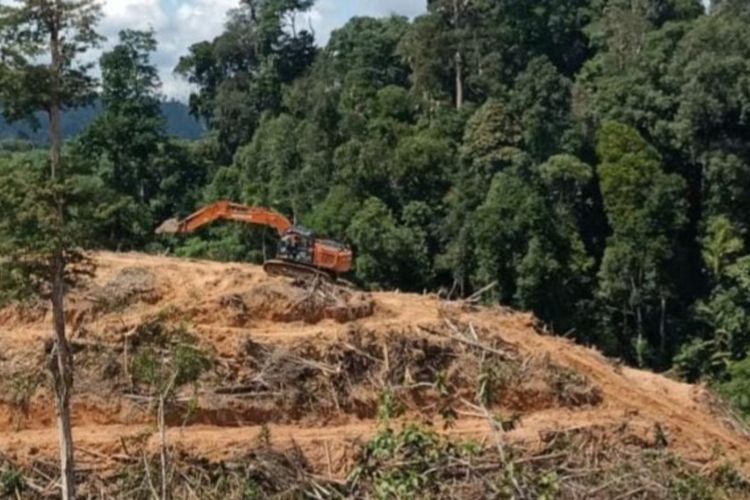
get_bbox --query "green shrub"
[0,466,24,496]
[130,323,211,396]
[350,425,480,499]
[717,357,750,418]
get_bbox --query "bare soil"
[0,251,749,485]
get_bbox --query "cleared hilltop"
[0,252,748,498]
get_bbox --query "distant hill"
[0,100,205,144]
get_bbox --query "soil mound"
[0,251,748,498]
[89,266,160,313]
[209,280,374,325]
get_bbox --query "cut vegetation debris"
[0,252,749,498]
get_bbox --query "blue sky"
[98,0,427,98]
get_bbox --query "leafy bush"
[349,425,481,499]
[0,466,24,496]
[130,322,211,396]
[717,357,750,418]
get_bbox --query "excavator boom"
[156,201,293,236]
[156,201,353,279]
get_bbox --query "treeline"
[2,0,750,410]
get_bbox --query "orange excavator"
[156,201,353,281]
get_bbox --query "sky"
[98,0,427,99]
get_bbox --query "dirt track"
[1,251,749,478]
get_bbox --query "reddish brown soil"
[0,251,748,477]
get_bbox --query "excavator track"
[263,260,336,283]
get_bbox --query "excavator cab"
[278,227,315,265]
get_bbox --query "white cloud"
[97,0,237,100]
[101,0,168,32]
[4,0,426,99]
[138,1,426,98]
[300,0,424,45]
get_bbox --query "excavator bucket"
[155,218,181,235]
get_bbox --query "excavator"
[156,201,353,281]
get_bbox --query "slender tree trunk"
[659,295,667,364]
[159,374,177,500]
[635,305,644,368]
[159,393,168,500]
[452,0,464,109]
[49,7,77,498]
[51,254,76,500]
[455,49,464,109]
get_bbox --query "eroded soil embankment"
[0,251,748,487]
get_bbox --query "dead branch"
[78,447,136,464]
[466,281,498,303]
[460,398,506,463]
[419,325,517,361]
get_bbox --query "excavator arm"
[156,201,293,236]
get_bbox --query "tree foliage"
[0,1,104,497]
[595,122,688,365]
[4,0,750,413]
[175,0,316,159]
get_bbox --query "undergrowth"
[129,320,212,396]
[2,371,43,413]
[343,423,750,499]
[2,419,749,499]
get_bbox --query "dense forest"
[2,0,750,414]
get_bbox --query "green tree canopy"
[175,0,316,158]
[596,121,688,365]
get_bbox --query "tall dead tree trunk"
[49,4,76,497]
[452,0,464,109]
[159,393,168,500]
[51,254,76,500]
[158,374,177,500]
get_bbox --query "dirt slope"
[0,251,749,484]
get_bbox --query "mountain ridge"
[0,100,205,144]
